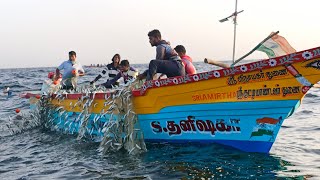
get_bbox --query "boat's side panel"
[49,99,300,153]
[133,67,297,114]
[133,50,320,115]
[132,66,317,115]
[138,100,300,152]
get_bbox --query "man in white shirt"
[55,51,85,90]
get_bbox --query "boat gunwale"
[132,46,320,96]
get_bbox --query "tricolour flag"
[257,32,296,58]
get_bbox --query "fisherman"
[90,54,121,86]
[101,60,138,88]
[174,45,197,75]
[137,29,185,80]
[55,51,85,90]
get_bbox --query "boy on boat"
[101,60,138,88]
[55,51,85,90]
[90,54,121,86]
[174,45,197,75]
[138,29,185,80]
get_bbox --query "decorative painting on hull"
[250,116,283,141]
[135,47,320,96]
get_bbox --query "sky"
[0,0,320,69]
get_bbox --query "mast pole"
[219,1,243,64]
[232,0,238,63]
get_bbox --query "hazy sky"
[1,0,320,68]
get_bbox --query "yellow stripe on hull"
[50,51,320,115]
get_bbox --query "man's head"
[148,29,162,47]
[112,54,121,65]
[119,60,130,72]
[69,51,77,61]
[174,45,186,57]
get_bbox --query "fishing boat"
[22,46,320,153]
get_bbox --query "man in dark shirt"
[138,29,185,80]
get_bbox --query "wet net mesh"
[4,96,53,135]
[98,81,147,154]
[5,79,147,155]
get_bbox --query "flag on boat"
[257,32,296,58]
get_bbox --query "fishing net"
[12,78,147,155]
[4,95,53,135]
[4,74,147,154]
[97,80,147,155]
[72,79,147,154]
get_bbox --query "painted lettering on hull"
[227,69,288,85]
[191,84,301,102]
[236,85,301,99]
[192,92,236,101]
[151,116,241,136]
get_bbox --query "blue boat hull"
[51,100,300,153]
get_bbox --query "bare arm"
[55,68,60,80]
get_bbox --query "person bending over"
[174,45,197,75]
[102,60,138,88]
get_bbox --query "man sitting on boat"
[138,29,185,80]
[55,51,85,90]
[174,45,197,75]
[90,54,121,86]
[101,60,138,88]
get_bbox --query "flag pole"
[231,31,279,66]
